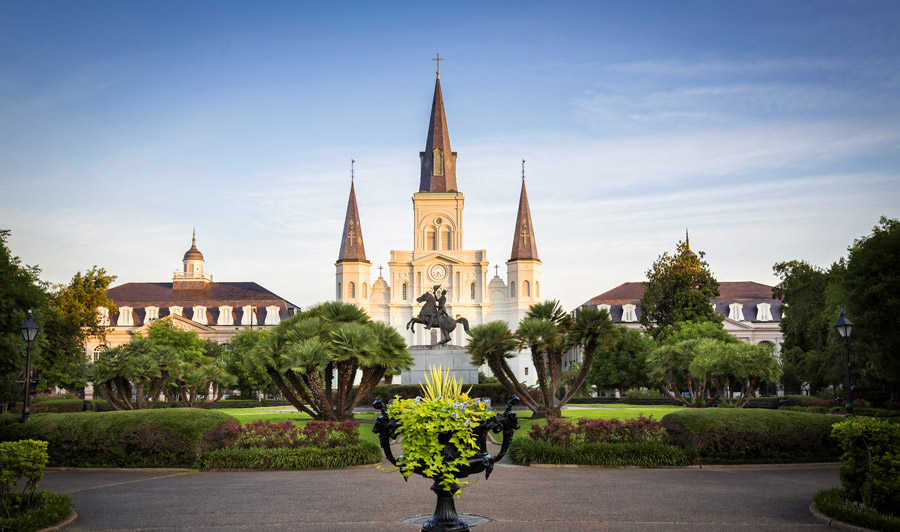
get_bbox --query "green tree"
[844,217,900,398]
[248,302,412,420]
[587,328,655,393]
[0,230,47,403]
[39,266,117,391]
[466,320,534,409]
[640,239,720,340]
[224,328,274,398]
[773,259,846,394]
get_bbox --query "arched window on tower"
[444,229,451,250]
[92,345,107,363]
[510,282,516,298]
[362,283,368,299]
[349,282,356,299]
[337,282,341,300]
[524,280,531,297]
[402,283,408,301]
[470,282,476,300]
[535,281,540,298]
[432,230,438,250]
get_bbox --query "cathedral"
[335,69,540,384]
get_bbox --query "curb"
[38,509,77,532]
[809,502,877,532]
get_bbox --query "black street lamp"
[834,310,854,416]
[19,309,40,423]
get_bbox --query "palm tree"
[564,306,619,405]
[466,321,538,412]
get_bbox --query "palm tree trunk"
[348,366,386,413]
[530,348,553,416]
[559,348,595,406]
[266,367,317,417]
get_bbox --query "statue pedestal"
[401,346,479,385]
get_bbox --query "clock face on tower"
[430,264,447,281]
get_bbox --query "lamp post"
[834,310,854,417]
[19,309,40,423]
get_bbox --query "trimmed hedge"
[567,397,681,406]
[194,441,382,470]
[660,408,843,464]
[0,490,73,532]
[210,399,292,409]
[6,399,110,414]
[0,409,240,468]
[815,488,900,532]
[508,439,696,467]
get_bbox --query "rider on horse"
[427,285,449,329]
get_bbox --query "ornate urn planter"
[373,395,520,532]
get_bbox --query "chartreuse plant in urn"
[386,366,495,493]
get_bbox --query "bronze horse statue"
[406,291,470,346]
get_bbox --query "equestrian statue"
[406,285,470,346]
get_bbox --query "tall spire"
[684,228,697,257]
[338,177,367,262]
[510,169,539,261]
[419,60,458,193]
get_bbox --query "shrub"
[223,420,360,449]
[508,439,696,467]
[625,389,664,400]
[529,417,667,446]
[661,408,842,464]
[194,441,382,470]
[831,417,900,516]
[0,440,48,515]
[0,409,239,468]
[7,399,110,414]
[815,488,900,532]
[882,400,900,411]
[0,491,73,532]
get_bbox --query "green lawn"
[210,404,684,445]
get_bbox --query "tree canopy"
[248,301,413,420]
[640,239,720,340]
[587,328,655,393]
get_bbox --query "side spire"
[419,59,458,193]
[510,165,539,261]
[338,172,367,262]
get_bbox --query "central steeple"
[419,71,458,193]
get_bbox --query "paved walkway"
[42,461,840,532]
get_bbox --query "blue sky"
[1,1,898,310]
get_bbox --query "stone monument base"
[400,345,479,385]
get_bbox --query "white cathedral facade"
[334,71,540,385]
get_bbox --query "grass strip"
[815,488,900,532]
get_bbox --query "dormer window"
[218,306,233,326]
[97,307,110,326]
[434,149,443,176]
[145,306,159,323]
[192,306,208,325]
[241,305,258,326]
[622,304,637,323]
[756,303,772,322]
[117,307,134,326]
[728,303,745,321]
[265,306,281,325]
[597,304,611,315]
[169,306,183,317]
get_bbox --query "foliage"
[0,409,239,467]
[0,439,48,517]
[648,321,781,407]
[588,328,655,393]
[528,416,667,446]
[468,304,618,419]
[773,260,846,394]
[370,383,507,405]
[815,488,900,532]
[0,229,46,404]
[508,438,695,467]
[640,238,720,340]
[194,441,382,470]
[223,328,275,398]
[0,490,73,532]
[39,266,117,391]
[387,369,496,493]
[661,408,842,464]
[831,416,900,516]
[223,419,359,449]
[844,217,900,396]
[624,388,665,400]
[248,302,413,421]
[87,321,236,410]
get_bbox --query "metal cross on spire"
[522,159,526,181]
[378,266,383,278]
[351,159,355,182]
[433,53,444,78]
[494,265,499,277]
